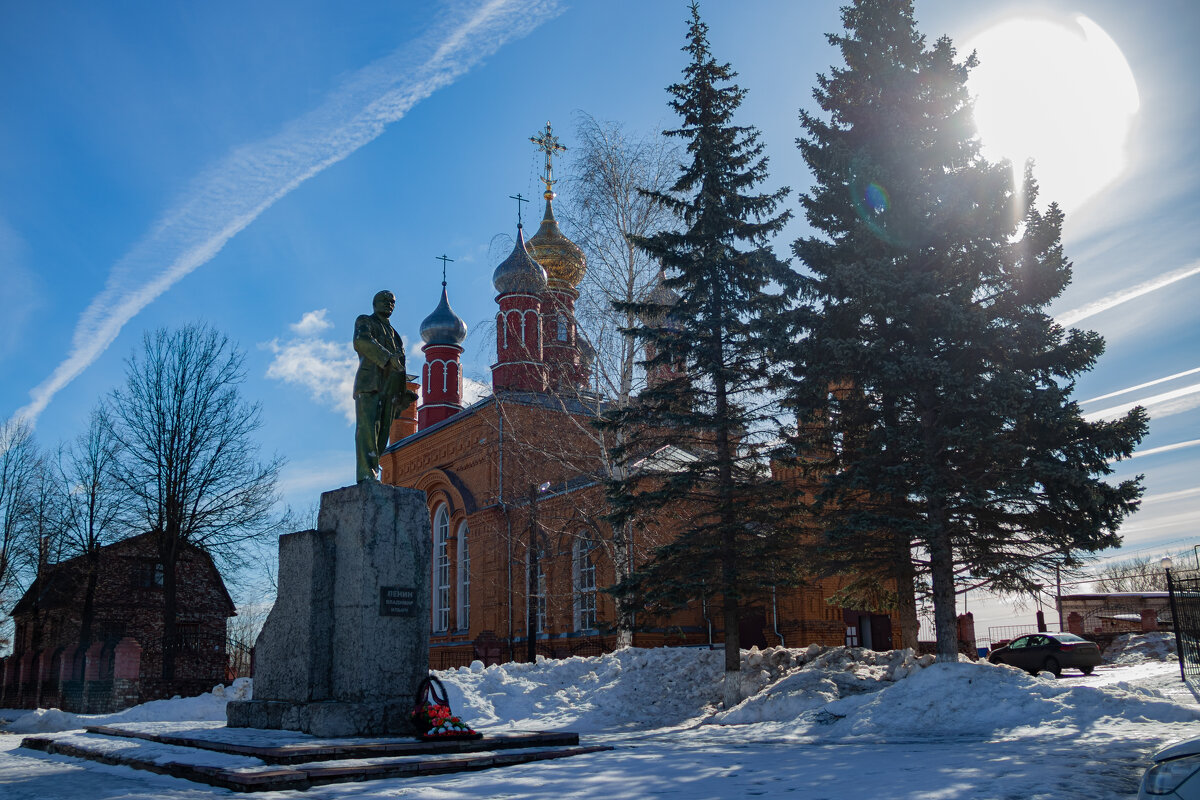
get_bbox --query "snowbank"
[0,678,252,734]
[6,644,1196,743]
[441,645,1200,739]
[816,661,1199,738]
[441,647,726,733]
[1104,631,1177,664]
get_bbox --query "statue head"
[373,290,396,318]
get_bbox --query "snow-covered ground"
[0,634,1193,799]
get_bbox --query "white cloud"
[463,376,491,405]
[290,309,334,337]
[1055,260,1200,327]
[13,0,561,426]
[264,336,358,424]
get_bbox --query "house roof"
[9,531,236,618]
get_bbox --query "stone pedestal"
[227,482,431,737]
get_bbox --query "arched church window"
[432,505,451,632]
[573,533,598,631]
[527,547,548,634]
[557,314,569,342]
[456,520,470,630]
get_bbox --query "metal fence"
[1167,569,1200,689]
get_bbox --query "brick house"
[1,531,236,712]
[381,160,896,669]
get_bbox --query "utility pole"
[1055,564,1063,631]
[527,483,541,663]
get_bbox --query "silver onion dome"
[492,224,548,295]
[645,269,679,308]
[420,285,468,346]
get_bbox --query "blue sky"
[2,0,1198,615]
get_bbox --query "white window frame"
[534,550,547,634]
[456,521,470,631]
[433,505,451,632]
[573,534,598,632]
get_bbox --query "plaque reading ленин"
[379,586,417,617]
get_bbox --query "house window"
[845,625,859,647]
[136,560,164,588]
[573,533,598,631]
[456,521,470,631]
[432,506,451,632]
[557,314,569,342]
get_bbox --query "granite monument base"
[228,481,431,737]
[226,698,416,738]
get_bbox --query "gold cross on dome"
[530,121,567,195]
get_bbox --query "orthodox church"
[381,125,895,667]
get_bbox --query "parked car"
[1140,736,1200,798]
[986,632,1101,677]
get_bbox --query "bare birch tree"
[507,114,679,647]
[563,112,680,403]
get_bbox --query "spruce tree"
[605,2,797,707]
[781,0,1147,661]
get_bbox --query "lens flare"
[864,182,889,213]
[848,161,906,247]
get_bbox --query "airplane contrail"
[1056,260,1200,327]
[14,0,559,425]
[1141,485,1200,505]
[1081,366,1200,405]
[1126,437,1200,460]
[1085,383,1200,422]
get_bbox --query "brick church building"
[382,127,897,668]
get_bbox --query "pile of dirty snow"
[1104,631,1177,664]
[1,678,251,734]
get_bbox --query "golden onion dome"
[526,191,586,290]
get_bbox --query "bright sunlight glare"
[967,16,1139,212]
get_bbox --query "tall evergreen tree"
[781,0,1147,661]
[605,2,797,707]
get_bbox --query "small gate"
[1167,570,1200,688]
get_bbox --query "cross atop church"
[508,193,530,227]
[530,121,566,197]
[435,254,454,286]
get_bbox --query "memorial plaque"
[379,586,417,617]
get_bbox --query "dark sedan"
[987,633,1102,677]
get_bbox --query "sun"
[966,15,1139,212]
